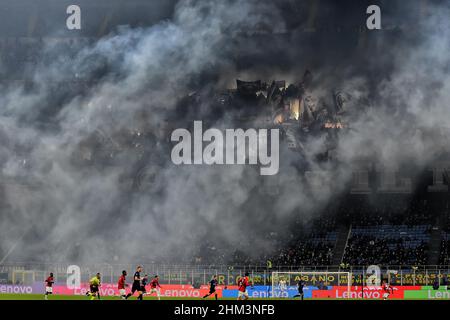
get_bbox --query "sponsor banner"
[222,285,316,299]
[335,274,446,287]
[404,289,450,299]
[1,282,432,300]
[52,283,225,298]
[312,286,421,299]
[222,286,270,299]
[221,285,423,300]
[0,284,40,294]
[159,285,224,298]
[387,273,445,286]
[223,286,422,299]
[53,283,118,296]
[421,286,450,290]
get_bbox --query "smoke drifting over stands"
[0,0,449,267]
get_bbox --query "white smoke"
[0,0,449,265]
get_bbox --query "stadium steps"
[331,224,351,265]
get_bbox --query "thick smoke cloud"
[0,0,449,264]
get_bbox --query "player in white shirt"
[278,278,287,295]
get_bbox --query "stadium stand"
[0,34,449,271]
[272,218,337,266]
[438,214,450,266]
[342,225,430,266]
[181,197,449,269]
[439,232,450,266]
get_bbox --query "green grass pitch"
[0,294,276,300]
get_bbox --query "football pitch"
[0,294,426,301]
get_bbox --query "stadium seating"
[439,232,450,265]
[343,224,431,266]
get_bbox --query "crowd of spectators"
[341,199,433,266]
[439,233,450,266]
[343,232,429,266]
[185,198,439,268]
[438,215,450,266]
[270,199,435,268]
[268,217,337,266]
[273,242,334,266]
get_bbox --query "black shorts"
[209,288,216,294]
[90,285,99,293]
[131,282,141,293]
[140,286,147,293]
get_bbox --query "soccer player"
[278,277,287,296]
[237,273,251,300]
[86,273,101,300]
[382,281,394,300]
[130,265,144,300]
[203,275,218,300]
[294,280,305,300]
[141,274,149,296]
[118,270,132,300]
[149,275,162,300]
[44,272,54,300]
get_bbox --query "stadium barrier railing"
[1,262,450,288]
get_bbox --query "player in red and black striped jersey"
[44,273,54,300]
[382,281,394,300]
[237,273,251,300]
[148,275,162,300]
[118,270,132,300]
